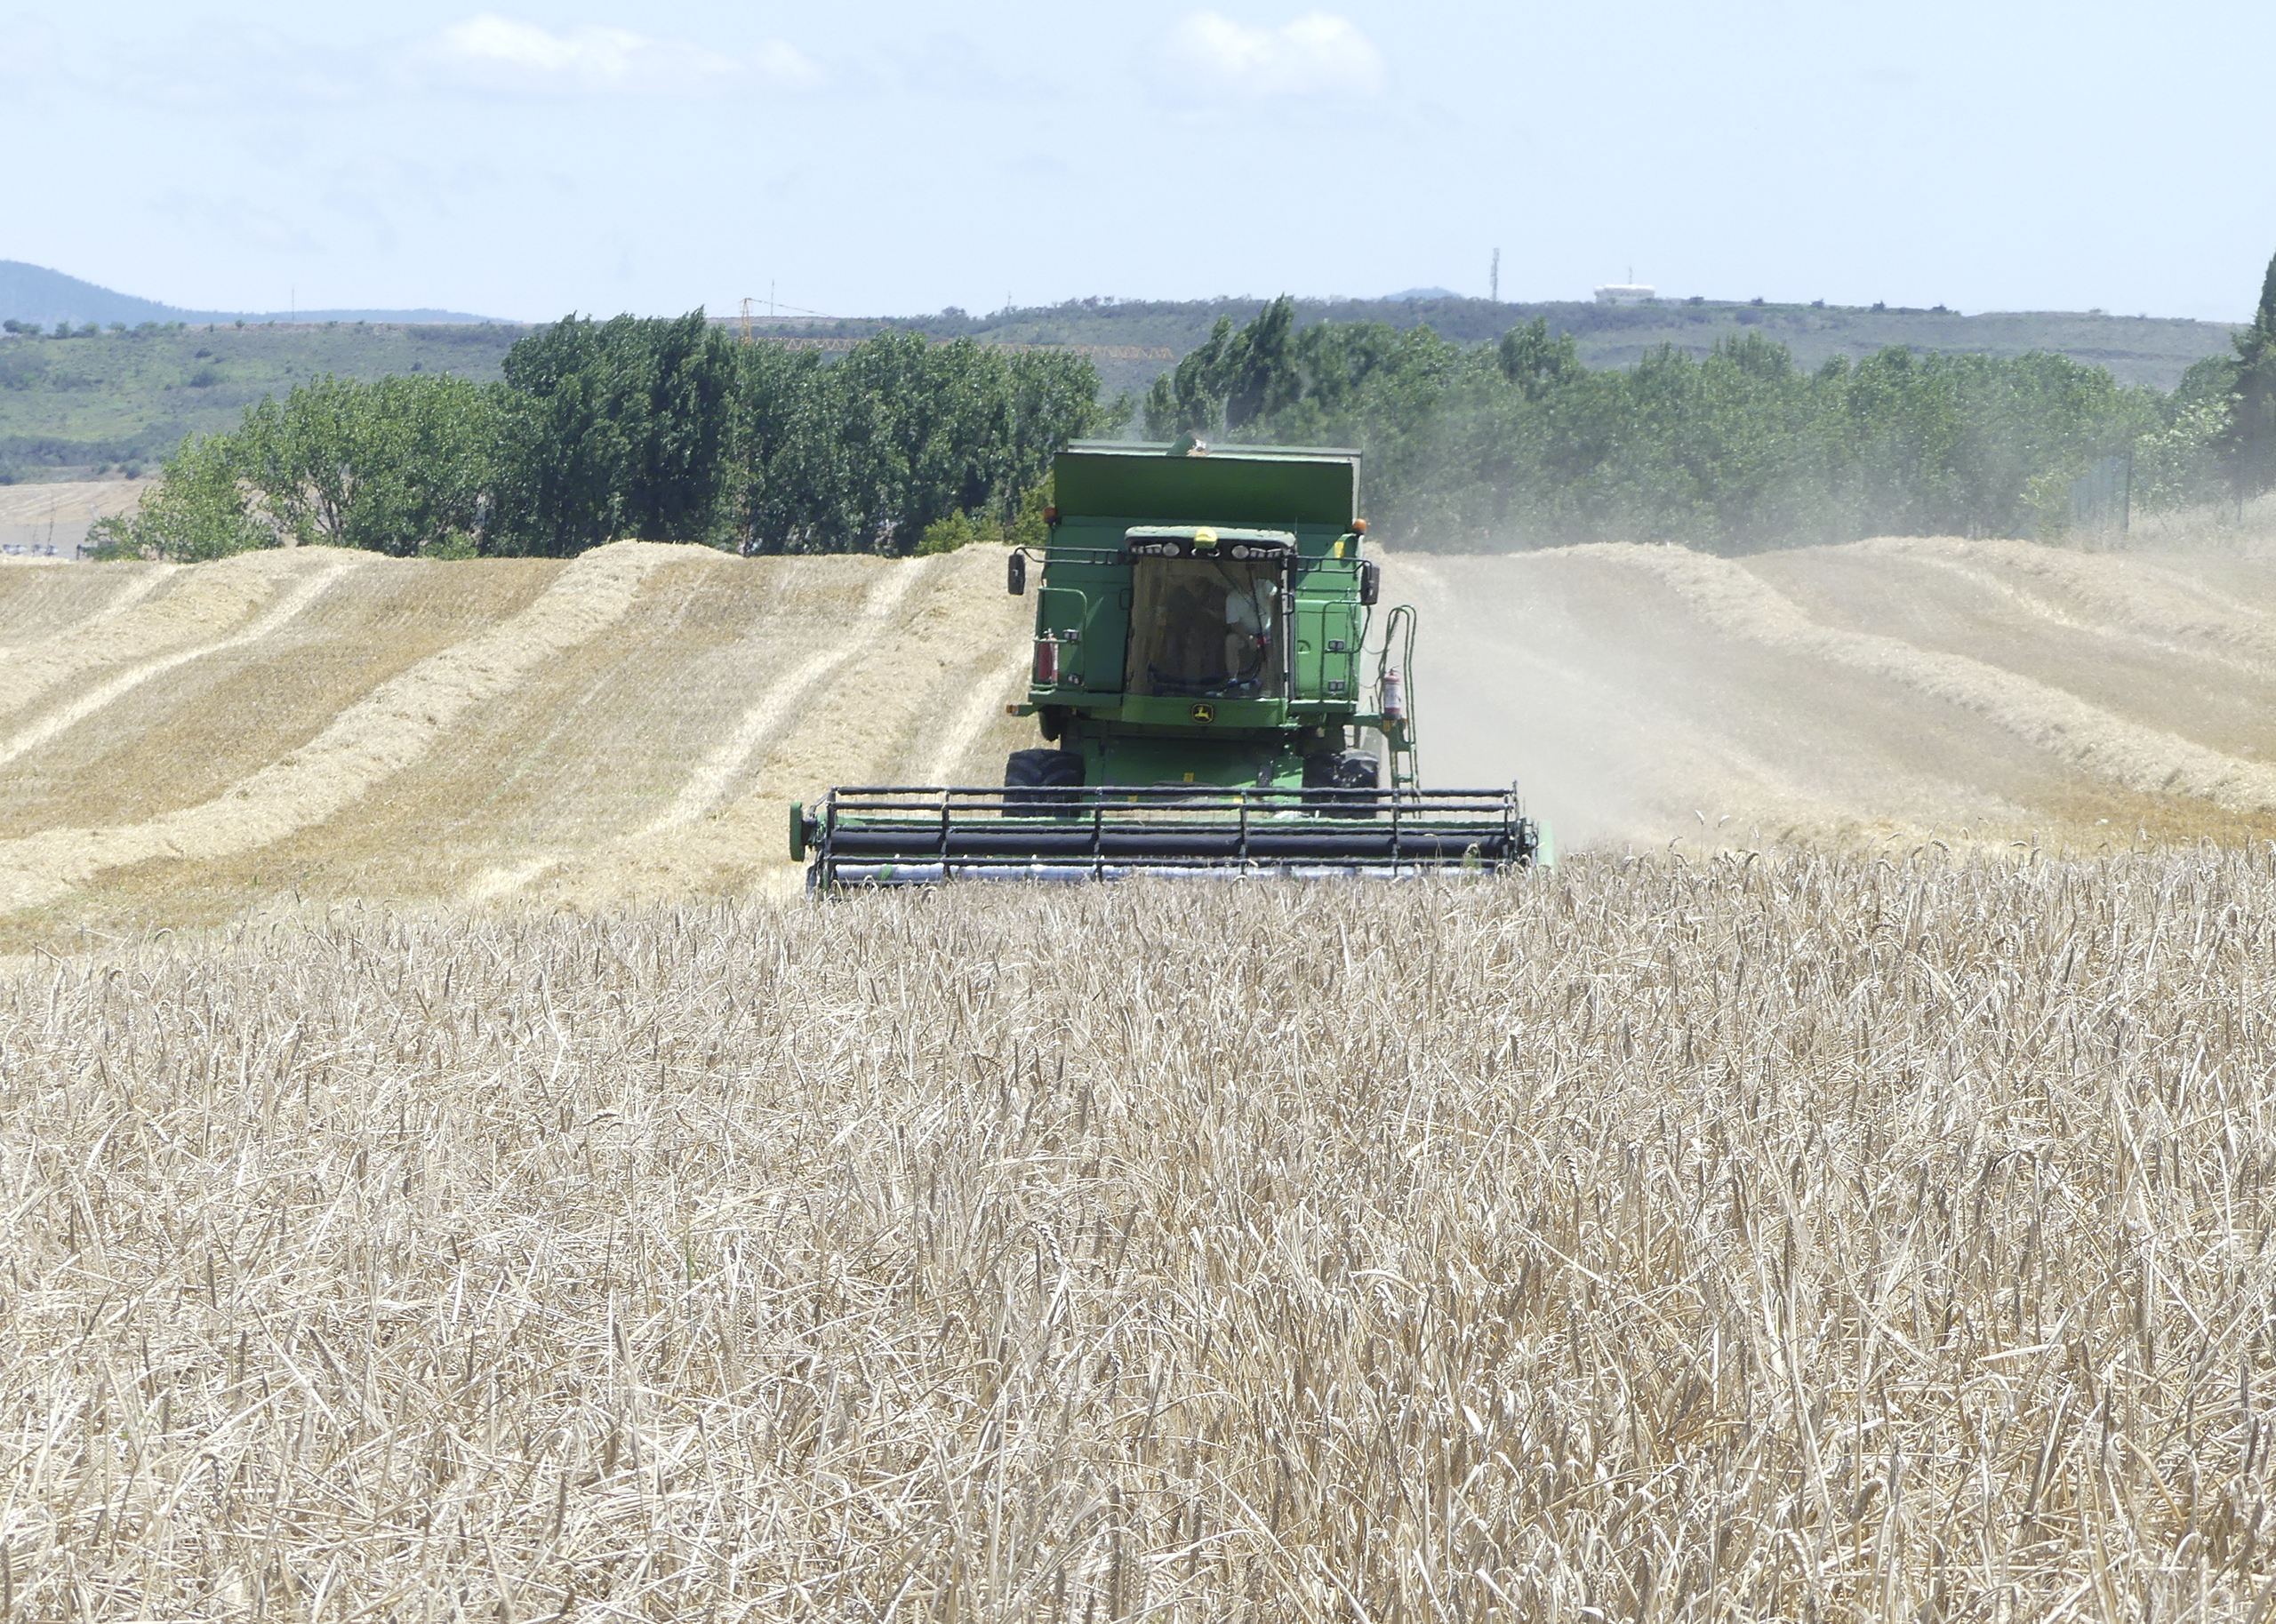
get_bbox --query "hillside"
[890,293,2241,396]
[0,286,2239,481]
[0,258,506,328]
[0,535,2272,949]
[0,322,525,478]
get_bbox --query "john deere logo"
[1190,702,1215,724]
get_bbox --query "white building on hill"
[1593,284,1656,305]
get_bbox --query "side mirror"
[1359,559,1381,606]
[1007,551,1027,596]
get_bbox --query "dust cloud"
[1388,540,2276,853]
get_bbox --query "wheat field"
[6,852,2275,1620]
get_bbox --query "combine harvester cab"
[792,439,1544,884]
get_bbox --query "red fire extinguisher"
[1033,632,1060,686]
[1381,665,1406,724]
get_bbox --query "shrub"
[86,434,271,561]
[915,484,1051,555]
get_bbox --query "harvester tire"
[1004,748,1084,816]
[1302,749,1382,818]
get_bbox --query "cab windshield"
[1124,556,1283,700]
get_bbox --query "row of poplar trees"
[1145,256,2276,551]
[106,258,2276,562]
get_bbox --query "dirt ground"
[0,533,2272,947]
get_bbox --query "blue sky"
[4,1,2270,322]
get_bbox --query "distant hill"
[0,321,525,480]
[718,294,2240,401]
[0,272,2245,481]
[0,260,509,328]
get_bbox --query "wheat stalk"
[2,849,2272,1620]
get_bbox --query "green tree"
[236,374,496,554]
[1142,297,1302,439]
[1143,316,1237,439]
[739,333,1106,554]
[90,375,498,559]
[2227,250,2276,500]
[488,311,739,555]
[2135,356,2237,510]
[85,434,269,561]
[1160,297,2166,551]
[1496,316,1580,401]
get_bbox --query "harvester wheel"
[1004,748,1084,816]
[1302,749,1382,818]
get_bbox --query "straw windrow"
[1615,543,2276,812]
[0,549,354,724]
[0,541,669,912]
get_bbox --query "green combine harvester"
[790,439,1544,884]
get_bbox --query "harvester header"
[792,439,1543,884]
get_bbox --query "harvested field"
[1401,543,2276,853]
[0,476,155,558]
[6,852,2276,1618]
[0,543,1032,944]
[0,536,2269,946]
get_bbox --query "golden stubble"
[0,536,2273,945]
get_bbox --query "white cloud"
[420,14,820,95]
[1162,12,1384,99]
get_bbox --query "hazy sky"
[5,1,2269,323]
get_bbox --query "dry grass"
[8,849,2276,1619]
[2099,495,2276,556]
[0,552,349,727]
[0,544,668,915]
